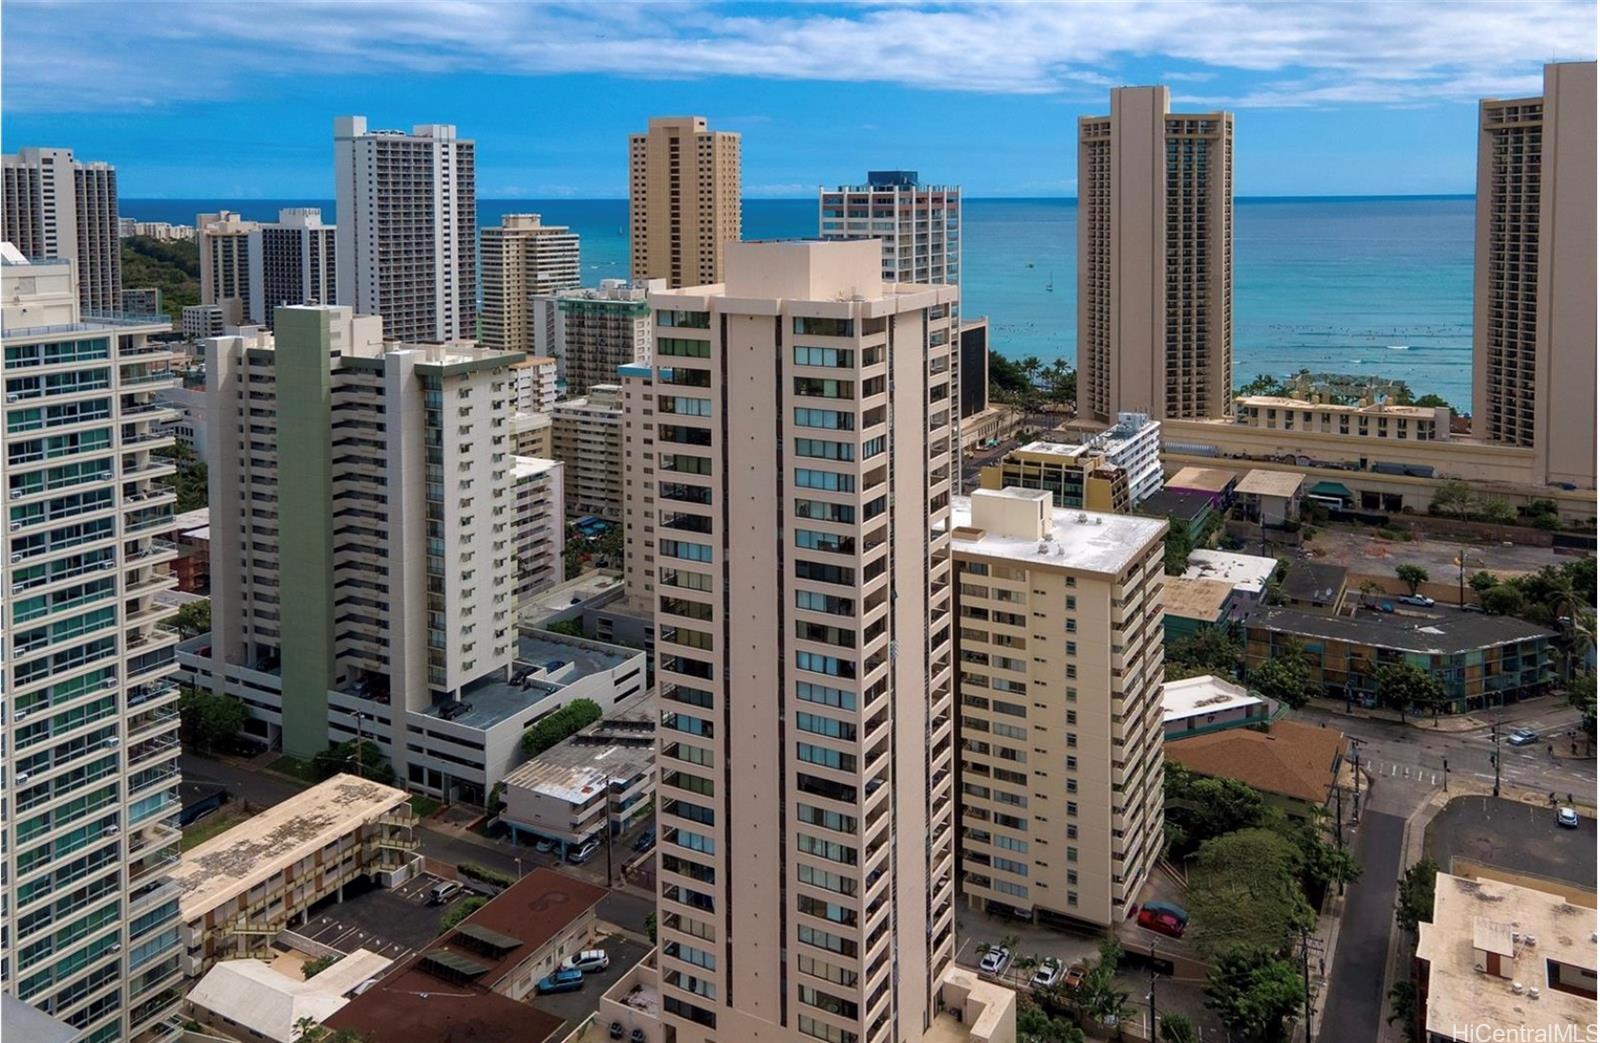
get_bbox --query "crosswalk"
[1356,760,1441,787]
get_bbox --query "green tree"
[1412,393,1451,411]
[292,1017,370,1043]
[178,685,246,754]
[1374,662,1447,723]
[301,954,338,979]
[1429,480,1476,522]
[1204,950,1304,1043]
[1290,816,1363,892]
[1069,940,1130,1031]
[1477,497,1517,525]
[1394,564,1429,595]
[1569,675,1596,754]
[174,599,211,638]
[645,911,657,943]
[1164,764,1268,857]
[1164,628,1244,682]
[1395,857,1439,935]
[1187,829,1312,958]
[544,617,585,638]
[1018,1000,1085,1043]
[1481,583,1526,616]
[519,698,604,756]
[1163,516,1195,576]
[1387,980,1420,1043]
[1248,646,1317,709]
[1468,570,1497,595]
[1159,1013,1198,1043]
[1235,373,1287,398]
[439,895,487,930]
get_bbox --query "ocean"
[123,195,1476,407]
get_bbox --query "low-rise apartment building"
[171,774,419,977]
[952,488,1168,930]
[1181,548,1278,615]
[1234,395,1452,441]
[1245,606,1557,712]
[1165,719,1351,820]
[500,692,655,854]
[979,413,1162,511]
[1162,675,1273,740]
[551,383,624,521]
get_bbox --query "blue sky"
[6,1,1594,198]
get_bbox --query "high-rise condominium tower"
[2,147,122,312]
[249,207,337,328]
[534,280,658,395]
[1077,86,1234,424]
[635,239,967,1043]
[333,116,476,342]
[2,247,185,1042]
[628,116,741,288]
[480,213,581,354]
[1472,61,1597,489]
[951,488,1167,929]
[819,171,961,288]
[197,210,257,316]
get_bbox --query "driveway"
[532,935,652,1034]
[1319,811,1404,1043]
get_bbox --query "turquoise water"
[125,195,1476,406]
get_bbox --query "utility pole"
[1351,741,1362,820]
[1148,942,1158,1042]
[1458,544,1467,607]
[604,772,616,887]
[1442,755,1449,793]
[1492,719,1502,798]
[1334,784,1346,896]
[1300,924,1315,1043]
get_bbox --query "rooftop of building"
[186,948,393,1043]
[1234,468,1306,499]
[1183,549,1280,594]
[517,570,624,626]
[1280,561,1348,604]
[1248,605,1557,654]
[1,995,80,1043]
[1165,719,1349,804]
[511,455,561,480]
[501,725,655,803]
[1159,575,1236,621]
[1237,394,1447,420]
[951,489,1166,576]
[1162,675,1264,723]
[423,629,641,730]
[172,773,410,922]
[1415,873,1598,1039]
[325,868,605,1043]
[1166,465,1239,494]
[172,506,210,535]
[1137,488,1217,522]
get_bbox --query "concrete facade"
[2,147,122,312]
[197,211,257,319]
[2,252,185,1043]
[951,490,1167,931]
[552,384,625,521]
[819,171,961,289]
[1077,87,1233,423]
[511,455,565,604]
[629,116,741,288]
[1473,61,1597,491]
[333,116,476,342]
[248,208,337,329]
[533,280,658,395]
[979,413,1163,512]
[481,214,581,355]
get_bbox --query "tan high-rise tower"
[629,116,741,288]
[1472,61,1597,490]
[1077,86,1233,424]
[625,239,1010,1043]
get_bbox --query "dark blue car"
[537,968,585,994]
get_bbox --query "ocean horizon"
[124,194,1478,407]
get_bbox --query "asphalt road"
[1318,810,1404,1043]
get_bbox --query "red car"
[1136,907,1186,939]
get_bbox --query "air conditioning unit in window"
[16,772,30,784]
[102,737,121,748]
[13,710,27,722]
[9,552,23,564]
[5,393,19,403]
[9,490,23,499]
[102,825,120,837]
[8,521,20,532]
[102,678,118,689]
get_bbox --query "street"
[1318,811,1404,1043]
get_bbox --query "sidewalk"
[1308,692,1572,734]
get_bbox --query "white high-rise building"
[481,214,580,354]
[2,245,186,1042]
[333,116,476,343]
[819,171,961,288]
[248,207,337,329]
[2,147,122,312]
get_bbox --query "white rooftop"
[1183,548,1279,596]
[173,774,409,922]
[511,455,561,480]
[186,948,392,1043]
[951,490,1167,576]
[1162,675,1264,723]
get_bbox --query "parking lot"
[295,872,472,963]
[1424,794,1598,889]
[532,935,652,1032]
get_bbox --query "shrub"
[458,862,515,889]
[520,698,604,756]
[440,896,488,930]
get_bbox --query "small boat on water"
[1045,271,1054,292]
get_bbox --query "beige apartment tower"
[481,213,581,354]
[1472,61,1597,490]
[1077,86,1234,424]
[951,489,1167,929]
[629,116,741,288]
[636,239,963,1043]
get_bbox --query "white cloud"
[4,0,1593,112]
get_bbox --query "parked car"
[1137,906,1187,939]
[1142,901,1189,927]
[1062,964,1087,990]
[633,829,657,853]
[1507,728,1540,747]
[427,881,462,905]
[534,837,557,854]
[536,968,585,994]
[1398,594,1435,608]
[569,838,602,864]
[978,946,1012,975]
[1030,957,1063,988]
[1557,806,1581,829]
[562,949,611,973]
